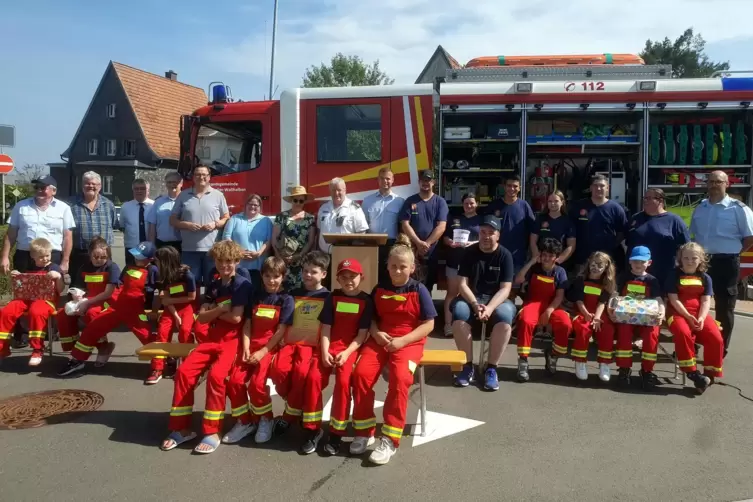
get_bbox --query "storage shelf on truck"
[526,141,641,146]
[444,139,520,144]
[648,164,752,169]
[649,184,752,189]
[443,168,515,174]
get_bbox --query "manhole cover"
[0,389,104,430]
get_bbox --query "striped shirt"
[70,195,117,249]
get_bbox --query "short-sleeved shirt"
[371,278,437,338]
[70,195,117,249]
[9,198,76,252]
[319,290,374,347]
[222,214,274,271]
[317,198,369,253]
[399,193,449,256]
[157,269,197,298]
[444,214,482,269]
[119,198,154,249]
[486,198,535,267]
[570,198,628,264]
[525,263,568,290]
[664,269,713,297]
[145,195,181,242]
[287,286,330,345]
[205,273,252,308]
[617,272,661,299]
[248,290,295,325]
[458,244,515,296]
[690,195,753,254]
[362,191,404,239]
[567,276,611,304]
[71,260,121,290]
[627,211,690,287]
[533,213,575,248]
[171,187,229,252]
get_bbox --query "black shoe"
[11,339,29,349]
[324,435,342,456]
[164,358,178,379]
[300,428,323,455]
[617,368,632,388]
[544,348,557,376]
[640,370,658,391]
[273,417,290,437]
[688,371,711,393]
[58,358,85,377]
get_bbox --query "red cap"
[337,258,363,276]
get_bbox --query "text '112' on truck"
[177,53,753,279]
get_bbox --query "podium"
[322,233,388,293]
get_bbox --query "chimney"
[165,70,178,81]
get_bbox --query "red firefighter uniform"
[352,279,437,448]
[0,263,63,357]
[227,291,294,425]
[57,261,121,352]
[568,277,615,363]
[665,269,723,377]
[302,290,373,435]
[153,269,197,371]
[270,287,328,424]
[193,267,252,342]
[516,263,572,357]
[614,272,663,371]
[169,274,252,436]
[70,265,157,362]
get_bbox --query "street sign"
[0,125,14,148]
[0,154,13,174]
[11,189,20,197]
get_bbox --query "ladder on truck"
[445,64,673,83]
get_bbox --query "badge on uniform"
[453,219,460,227]
[336,216,344,227]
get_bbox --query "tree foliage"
[15,163,47,186]
[640,28,730,78]
[302,53,395,88]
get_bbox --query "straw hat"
[283,185,314,203]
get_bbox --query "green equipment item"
[663,125,676,164]
[677,125,688,165]
[649,125,661,165]
[720,124,732,165]
[734,121,748,165]
[691,125,703,165]
[705,124,716,165]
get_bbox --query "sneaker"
[300,428,324,455]
[517,358,530,383]
[324,435,342,456]
[617,368,632,388]
[349,436,375,455]
[368,436,397,465]
[11,339,29,349]
[454,363,474,387]
[599,363,611,382]
[58,358,85,377]
[94,342,116,367]
[222,421,257,444]
[255,417,274,443]
[688,371,711,394]
[574,362,588,381]
[640,370,658,391]
[544,349,557,376]
[273,417,290,437]
[443,323,453,337]
[483,367,499,391]
[144,370,163,386]
[28,350,43,367]
[164,358,178,379]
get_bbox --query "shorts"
[445,266,459,278]
[452,295,517,329]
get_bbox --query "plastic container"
[487,124,520,139]
[453,229,471,245]
[444,127,471,140]
[527,135,554,143]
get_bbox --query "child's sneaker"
[368,436,396,465]
[349,436,375,455]
[164,358,178,379]
[453,363,474,387]
[640,370,658,391]
[255,417,274,443]
[94,342,116,367]
[599,363,611,382]
[300,428,324,455]
[617,368,632,388]
[324,435,342,456]
[517,358,530,382]
[28,350,43,367]
[222,421,257,444]
[544,349,557,376]
[443,323,453,337]
[483,367,499,391]
[688,371,711,394]
[273,417,290,437]
[574,362,588,381]
[58,358,85,377]
[144,370,162,386]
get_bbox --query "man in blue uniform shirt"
[363,167,404,283]
[485,175,535,277]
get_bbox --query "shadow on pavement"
[33,359,151,382]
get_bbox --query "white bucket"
[453,229,470,245]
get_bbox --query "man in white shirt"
[362,167,404,282]
[147,171,183,253]
[120,178,154,266]
[317,177,369,254]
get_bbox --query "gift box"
[11,273,57,301]
[608,296,662,326]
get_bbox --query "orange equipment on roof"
[465,54,645,68]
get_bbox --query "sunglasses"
[34,184,48,190]
[292,198,306,204]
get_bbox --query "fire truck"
[177,56,753,278]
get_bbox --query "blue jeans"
[181,251,215,287]
[452,295,517,329]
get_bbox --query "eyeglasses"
[292,198,305,204]
[707,179,726,185]
[247,204,260,208]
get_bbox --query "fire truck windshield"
[195,121,262,175]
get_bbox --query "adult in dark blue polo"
[400,170,448,292]
[569,174,628,272]
[627,188,689,289]
[485,175,535,277]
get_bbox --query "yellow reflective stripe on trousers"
[597,351,614,359]
[678,358,696,368]
[302,411,323,423]
[642,352,657,361]
[170,406,193,417]
[46,301,56,311]
[74,341,94,353]
[0,332,9,340]
[353,417,376,430]
[382,424,403,440]
[667,316,675,327]
[153,355,166,360]
[59,336,76,343]
[330,417,349,431]
[203,409,224,420]
[570,349,588,358]
[335,301,360,314]
[552,343,568,354]
[251,402,273,415]
[284,405,302,417]
[704,365,723,373]
[28,331,45,339]
[231,404,250,417]
[615,350,632,358]
[518,347,531,356]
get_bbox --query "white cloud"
[211,0,753,92]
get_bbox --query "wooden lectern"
[322,233,388,293]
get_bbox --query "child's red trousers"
[153,304,195,371]
[227,352,275,424]
[516,302,572,357]
[302,346,358,435]
[668,315,724,377]
[0,299,56,355]
[270,343,315,423]
[571,315,615,363]
[57,305,110,352]
[615,324,659,372]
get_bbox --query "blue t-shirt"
[157,269,197,297]
[399,194,449,256]
[664,269,713,296]
[525,263,568,290]
[249,290,295,325]
[444,213,482,269]
[486,198,535,267]
[222,214,274,271]
[533,213,575,248]
[570,199,628,264]
[72,260,122,289]
[627,211,690,288]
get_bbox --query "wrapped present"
[608,296,661,326]
[284,296,326,346]
[11,273,57,301]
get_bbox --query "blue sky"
[3,0,753,171]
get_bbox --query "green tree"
[302,53,395,88]
[640,28,730,78]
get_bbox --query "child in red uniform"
[146,246,197,385]
[515,238,571,382]
[301,258,372,455]
[223,257,294,446]
[161,241,251,454]
[351,237,436,465]
[57,241,158,378]
[567,251,617,382]
[613,245,665,391]
[193,266,251,343]
[57,237,120,364]
[0,238,65,366]
[270,251,329,436]
[665,242,723,393]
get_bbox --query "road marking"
[411,410,485,448]
[267,379,277,397]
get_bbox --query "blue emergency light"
[721,77,753,91]
[209,82,231,104]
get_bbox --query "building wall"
[416,57,452,84]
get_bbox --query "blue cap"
[128,241,156,261]
[629,245,651,262]
[481,215,501,232]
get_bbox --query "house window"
[106,139,117,156]
[316,104,382,162]
[123,140,136,157]
[197,146,211,159]
[107,103,117,118]
[102,176,113,195]
[87,139,98,156]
